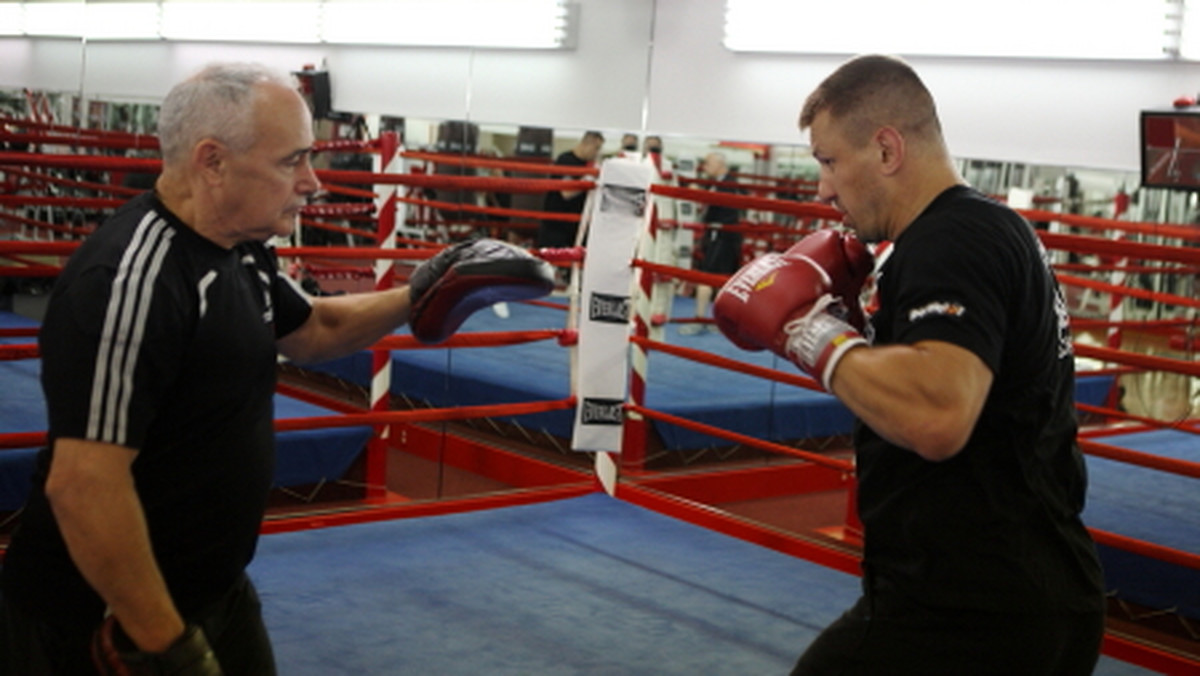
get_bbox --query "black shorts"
[1,573,276,675]
[791,595,1104,676]
[697,226,743,275]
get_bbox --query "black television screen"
[1141,109,1200,190]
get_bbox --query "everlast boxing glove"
[782,229,873,332]
[408,238,556,344]
[92,616,223,675]
[713,230,872,391]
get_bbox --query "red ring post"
[367,131,400,501]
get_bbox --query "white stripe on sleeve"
[86,213,175,446]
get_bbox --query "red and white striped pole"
[621,205,659,475]
[1103,191,1131,413]
[366,131,400,500]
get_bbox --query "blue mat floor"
[251,494,1155,675]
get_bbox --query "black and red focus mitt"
[408,238,556,344]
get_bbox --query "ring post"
[367,131,400,501]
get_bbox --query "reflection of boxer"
[0,63,551,675]
[715,55,1105,676]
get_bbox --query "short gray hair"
[157,63,295,165]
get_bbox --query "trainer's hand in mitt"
[408,238,556,344]
[92,616,223,675]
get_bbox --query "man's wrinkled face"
[218,84,320,244]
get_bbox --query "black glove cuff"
[93,617,223,676]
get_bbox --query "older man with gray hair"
[1,62,552,675]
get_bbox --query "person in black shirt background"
[681,151,743,335]
[536,130,604,249]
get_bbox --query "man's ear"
[192,139,226,185]
[875,126,905,176]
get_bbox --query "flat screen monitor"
[1141,108,1200,191]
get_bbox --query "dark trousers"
[535,219,580,249]
[697,226,743,275]
[1,573,276,675]
[791,595,1104,676]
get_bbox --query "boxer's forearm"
[46,437,185,652]
[277,286,412,364]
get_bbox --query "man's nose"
[816,178,836,206]
[298,161,321,195]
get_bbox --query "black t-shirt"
[704,172,741,225]
[542,150,590,216]
[2,192,312,624]
[856,185,1105,615]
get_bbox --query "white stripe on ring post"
[366,131,402,498]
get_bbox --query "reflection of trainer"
[536,131,604,248]
[714,55,1105,675]
[682,152,742,334]
[0,63,552,675]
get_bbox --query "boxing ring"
[248,493,1152,676]
[2,120,1199,674]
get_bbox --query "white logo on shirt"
[908,301,966,322]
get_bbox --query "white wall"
[646,0,1200,172]
[0,0,653,129]
[4,0,1200,172]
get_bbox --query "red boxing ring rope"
[0,195,126,210]
[0,432,47,451]
[1075,343,1200,379]
[1058,272,1200,311]
[299,218,379,242]
[0,130,160,152]
[394,193,581,223]
[1025,208,1200,243]
[401,150,598,177]
[1076,403,1200,435]
[372,329,568,350]
[0,151,161,174]
[1080,438,1200,480]
[2,166,144,198]
[625,403,851,473]
[0,343,38,361]
[275,398,576,433]
[630,335,820,392]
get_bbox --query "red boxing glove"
[408,238,556,344]
[781,229,873,331]
[713,230,872,390]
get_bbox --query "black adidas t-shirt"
[3,192,312,623]
[856,185,1105,615]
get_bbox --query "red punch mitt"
[408,239,556,344]
[91,617,223,676]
